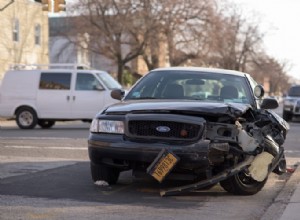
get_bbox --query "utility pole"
[0,0,14,11]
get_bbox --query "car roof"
[290,85,300,88]
[151,67,248,77]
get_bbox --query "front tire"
[90,162,120,185]
[220,171,267,195]
[16,107,38,129]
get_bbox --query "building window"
[13,19,19,42]
[35,24,41,45]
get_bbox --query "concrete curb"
[261,162,300,220]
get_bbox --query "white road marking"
[285,150,300,154]
[3,145,87,150]
[0,137,82,140]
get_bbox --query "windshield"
[125,70,252,104]
[96,72,122,90]
[288,86,300,97]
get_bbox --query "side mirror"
[111,89,125,100]
[260,97,279,109]
[254,85,265,98]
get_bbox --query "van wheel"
[16,107,38,129]
[38,120,55,129]
[90,162,120,185]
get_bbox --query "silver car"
[283,85,300,121]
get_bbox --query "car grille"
[128,120,202,140]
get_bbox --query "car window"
[39,72,71,90]
[96,72,122,90]
[125,70,252,104]
[75,73,103,91]
[288,86,300,97]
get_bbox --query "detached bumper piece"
[160,156,255,197]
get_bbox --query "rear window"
[39,73,71,90]
[288,86,300,97]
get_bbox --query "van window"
[39,73,71,90]
[75,73,104,90]
[96,72,122,90]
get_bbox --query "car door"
[71,72,106,119]
[36,71,73,118]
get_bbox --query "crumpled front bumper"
[88,133,214,171]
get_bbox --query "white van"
[0,64,123,129]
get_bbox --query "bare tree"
[66,0,215,81]
[65,0,291,93]
[251,55,291,95]
[68,0,161,82]
[203,5,264,72]
[158,0,214,67]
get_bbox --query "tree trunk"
[117,60,124,84]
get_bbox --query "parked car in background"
[283,85,300,121]
[88,67,289,196]
[0,64,122,129]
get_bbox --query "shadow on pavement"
[0,161,230,208]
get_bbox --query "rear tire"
[16,107,38,129]
[38,120,55,129]
[90,162,120,185]
[220,171,267,195]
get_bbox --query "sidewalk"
[279,163,300,220]
[262,159,300,220]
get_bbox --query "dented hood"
[104,100,252,118]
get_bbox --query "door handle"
[66,95,70,101]
[73,96,76,101]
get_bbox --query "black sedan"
[88,67,289,196]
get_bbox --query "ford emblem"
[156,126,171,133]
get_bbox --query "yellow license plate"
[147,149,179,183]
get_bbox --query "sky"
[230,0,300,80]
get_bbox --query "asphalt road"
[0,106,300,220]
[0,120,91,139]
[0,159,295,220]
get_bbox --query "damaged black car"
[88,67,289,196]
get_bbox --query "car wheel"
[282,111,293,121]
[38,120,56,129]
[90,162,120,185]
[16,107,38,129]
[220,171,267,195]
